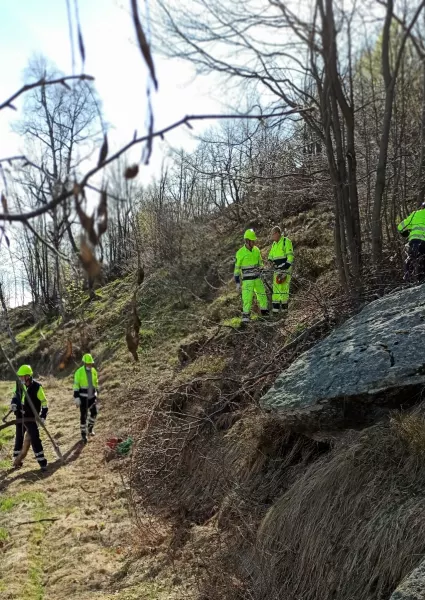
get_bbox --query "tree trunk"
[372,85,395,266]
[417,60,425,205]
[0,283,16,348]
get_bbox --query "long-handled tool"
[0,343,63,462]
[0,414,34,468]
[13,432,31,468]
[2,409,12,423]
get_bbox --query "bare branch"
[0,74,94,112]
[23,220,71,262]
[0,107,313,223]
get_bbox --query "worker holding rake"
[11,364,48,471]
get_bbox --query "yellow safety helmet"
[17,364,33,377]
[244,229,257,241]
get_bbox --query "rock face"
[261,285,425,430]
[390,561,425,599]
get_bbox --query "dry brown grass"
[130,402,425,600]
[390,411,425,455]
[252,411,425,600]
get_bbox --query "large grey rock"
[261,285,425,429]
[390,561,425,599]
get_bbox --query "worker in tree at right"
[268,225,294,315]
[73,354,99,444]
[398,203,425,281]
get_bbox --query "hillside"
[0,199,419,600]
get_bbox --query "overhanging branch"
[0,106,314,223]
[0,74,94,112]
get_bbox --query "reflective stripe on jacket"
[12,380,47,417]
[398,209,425,242]
[234,245,264,282]
[268,236,294,271]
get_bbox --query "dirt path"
[0,377,143,600]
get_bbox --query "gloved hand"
[10,402,18,413]
[40,407,48,423]
[236,283,241,293]
[74,398,81,407]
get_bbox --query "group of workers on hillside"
[5,206,425,472]
[9,353,99,472]
[234,225,294,323]
[234,206,425,321]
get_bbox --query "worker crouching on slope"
[234,229,269,323]
[11,364,48,471]
[73,354,99,444]
[268,225,294,315]
[398,203,425,281]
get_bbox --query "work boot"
[81,433,88,445]
[40,465,48,473]
[259,309,269,321]
[241,313,250,324]
[88,427,95,437]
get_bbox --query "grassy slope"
[0,204,342,599]
[0,368,195,599]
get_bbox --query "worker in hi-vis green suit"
[398,204,425,281]
[268,225,294,314]
[73,354,99,444]
[234,229,269,323]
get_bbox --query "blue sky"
[0,0,229,305]
[0,0,225,182]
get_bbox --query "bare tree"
[371,0,425,266]
[0,275,17,347]
[0,0,320,316]
[11,56,102,313]
[152,0,425,294]
[103,159,143,278]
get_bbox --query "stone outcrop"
[261,285,425,431]
[390,561,425,600]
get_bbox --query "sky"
[0,0,231,305]
[0,0,227,184]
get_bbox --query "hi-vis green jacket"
[73,366,98,401]
[268,236,294,272]
[398,209,425,242]
[234,245,264,284]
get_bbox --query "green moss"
[206,289,239,322]
[181,355,227,379]
[222,317,242,329]
[22,564,44,600]
[22,520,46,600]
[140,329,156,345]
[0,497,16,512]
[0,491,46,513]
[16,325,37,342]
[215,291,238,306]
